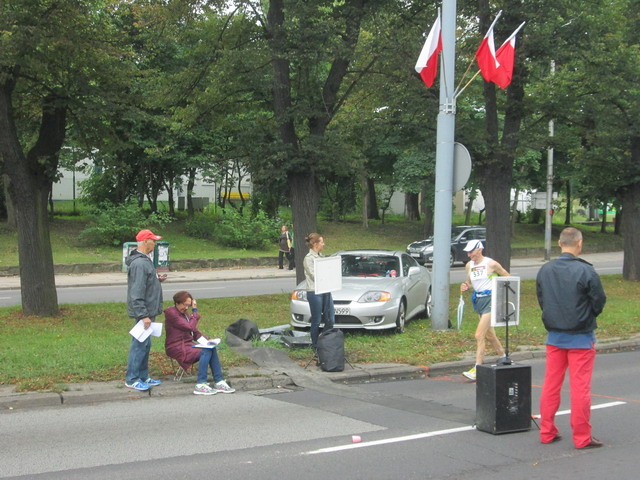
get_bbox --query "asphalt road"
[1,349,637,479]
[0,254,623,307]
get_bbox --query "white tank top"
[469,257,494,292]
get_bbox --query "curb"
[3,337,637,411]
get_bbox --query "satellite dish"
[453,142,472,191]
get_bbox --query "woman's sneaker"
[214,380,236,394]
[145,378,162,386]
[194,383,217,395]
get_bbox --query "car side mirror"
[408,266,421,276]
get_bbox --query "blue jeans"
[197,347,224,384]
[125,318,154,384]
[307,291,335,346]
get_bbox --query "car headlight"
[291,290,307,301]
[423,245,434,253]
[358,291,391,303]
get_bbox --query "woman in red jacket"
[164,291,235,395]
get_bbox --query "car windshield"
[341,254,400,278]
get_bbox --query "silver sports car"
[290,250,432,333]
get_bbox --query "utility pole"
[544,60,555,261]
[430,0,457,330]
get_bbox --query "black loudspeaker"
[476,364,532,434]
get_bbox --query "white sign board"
[490,276,521,327]
[314,255,342,294]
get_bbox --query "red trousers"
[539,344,596,448]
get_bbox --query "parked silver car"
[290,250,432,333]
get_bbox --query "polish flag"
[414,14,442,88]
[475,15,501,83]
[493,22,525,89]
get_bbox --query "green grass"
[0,212,623,266]
[1,275,637,391]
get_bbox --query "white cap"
[463,239,484,252]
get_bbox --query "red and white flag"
[414,13,442,88]
[493,22,525,89]
[475,12,502,84]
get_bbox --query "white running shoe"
[194,383,217,395]
[214,380,236,394]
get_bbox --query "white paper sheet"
[314,255,342,294]
[129,320,163,342]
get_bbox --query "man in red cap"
[124,229,167,391]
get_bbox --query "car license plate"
[335,307,350,315]
[410,253,420,258]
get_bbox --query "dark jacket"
[536,253,606,334]
[126,250,163,320]
[164,305,204,370]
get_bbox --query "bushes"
[79,203,171,247]
[186,207,278,249]
[215,209,277,249]
[184,207,219,240]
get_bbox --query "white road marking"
[304,426,475,455]
[306,401,627,455]
[532,400,627,419]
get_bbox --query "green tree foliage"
[0,0,135,315]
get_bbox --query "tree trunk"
[360,171,369,229]
[564,181,572,225]
[405,192,420,221]
[187,168,196,218]
[289,171,320,284]
[621,182,640,281]
[510,187,520,236]
[479,164,513,270]
[600,206,607,233]
[2,174,16,227]
[367,177,379,219]
[475,0,525,272]
[0,81,62,316]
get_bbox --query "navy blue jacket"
[536,253,606,334]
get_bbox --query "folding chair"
[168,357,194,381]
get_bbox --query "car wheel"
[395,301,407,333]
[449,251,455,267]
[421,287,432,319]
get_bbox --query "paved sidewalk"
[0,251,623,290]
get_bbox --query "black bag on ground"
[226,318,259,341]
[317,328,344,372]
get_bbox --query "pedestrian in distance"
[124,229,167,391]
[303,233,335,348]
[537,227,606,449]
[164,291,235,395]
[278,225,293,270]
[289,223,296,270]
[460,239,509,381]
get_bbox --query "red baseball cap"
[136,229,162,242]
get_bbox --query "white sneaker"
[214,380,236,394]
[194,383,217,395]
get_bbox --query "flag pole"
[455,69,482,99]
